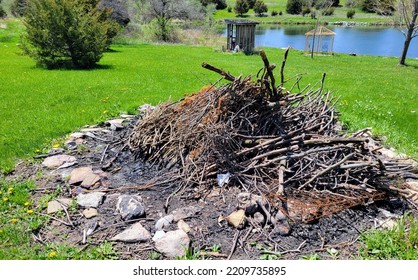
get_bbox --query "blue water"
[233,25,418,58]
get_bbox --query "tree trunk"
[399,1,418,65]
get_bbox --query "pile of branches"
[129,50,417,222]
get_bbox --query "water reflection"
[229,25,418,58]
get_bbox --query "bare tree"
[138,0,204,41]
[396,0,418,65]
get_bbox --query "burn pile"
[128,50,418,224]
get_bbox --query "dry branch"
[128,50,418,223]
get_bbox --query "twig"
[227,231,241,260]
[280,47,290,85]
[202,63,236,81]
[39,213,72,227]
[261,240,307,256]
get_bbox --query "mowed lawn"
[1,21,417,171]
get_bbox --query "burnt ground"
[5,110,417,260]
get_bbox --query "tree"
[140,0,204,42]
[22,0,119,69]
[11,0,27,16]
[234,0,249,16]
[247,0,256,9]
[200,0,227,9]
[396,0,418,65]
[0,0,6,18]
[286,0,303,14]
[253,0,268,16]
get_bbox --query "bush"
[200,0,227,10]
[234,0,249,16]
[279,10,283,15]
[359,0,377,13]
[302,6,311,16]
[21,0,119,69]
[271,10,278,16]
[227,5,232,12]
[247,0,256,9]
[286,0,303,15]
[347,8,355,18]
[11,0,27,17]
[253,0,268,16]
[0,0,6,18]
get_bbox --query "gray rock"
[252,212,265,226]
[116,194,145,220]
[154,230,190,258]
[106,119,125,131]
[171,205,202,222]
[152,230,166,241]
[65,141,78,150]
[111,222,151,243]
[47,198,73,214]
[155,215,174,231]
[69,132,84,139]
[42,155,77,169]
[77,192,105,208]
[272,210,291,236]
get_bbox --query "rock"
[406,181,418,192]
[111,222,151,243]
[76,192,105,208]
[83,208,98,219]
[106,119,125,131]
[42,155,77,169]
[152,230,166,241]
[47,198,73,214]
[69,166,93,185]
[226,209,246,229]
[171,205,202,222]
[120,114,135,119]
[379,147,406,159]
[80,173,101,189]
[116,194,145,220]
[155,215,174,231]
[69,166,101,188]
[154,230,190,258]
[252,212,265,226]
[237,192,267,215]
[80,127,103,133]
[65,141,78,150]
[177,220,191,233]
[272,210,291,236]
[70,132,85,139]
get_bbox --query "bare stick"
[202,63,236,81]
[280,47,290,85]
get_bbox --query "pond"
[226,25,418,58]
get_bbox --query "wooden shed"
[305,26,336,55]
[225,19,259,53]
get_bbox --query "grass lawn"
[1,18,418,173]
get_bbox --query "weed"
[301,253,321,260]
[359,215,418,260]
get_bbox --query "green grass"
[359,215,418,259]
[1,18,418,173]
[215,0,393,24]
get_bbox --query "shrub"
[347,8,355,18]
[200,0,227,10]
[11,0,27,17]
[0,0,6,18]
[271,10,278,16]
[253,0,268,16]
[227,5,232,12]
[286,0,303,15]
[21,0,119,69]
[279,10,283,15]
[234,0,249,16]
[302,6,311,16]
[247,0,256,9]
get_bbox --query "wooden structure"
[305,26,336,55]
[225,19,258,53]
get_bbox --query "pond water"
[227,25,418,58]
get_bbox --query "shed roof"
[225,19,259,25]
[305,26,336,36]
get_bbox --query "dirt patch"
[5,110,417,260]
